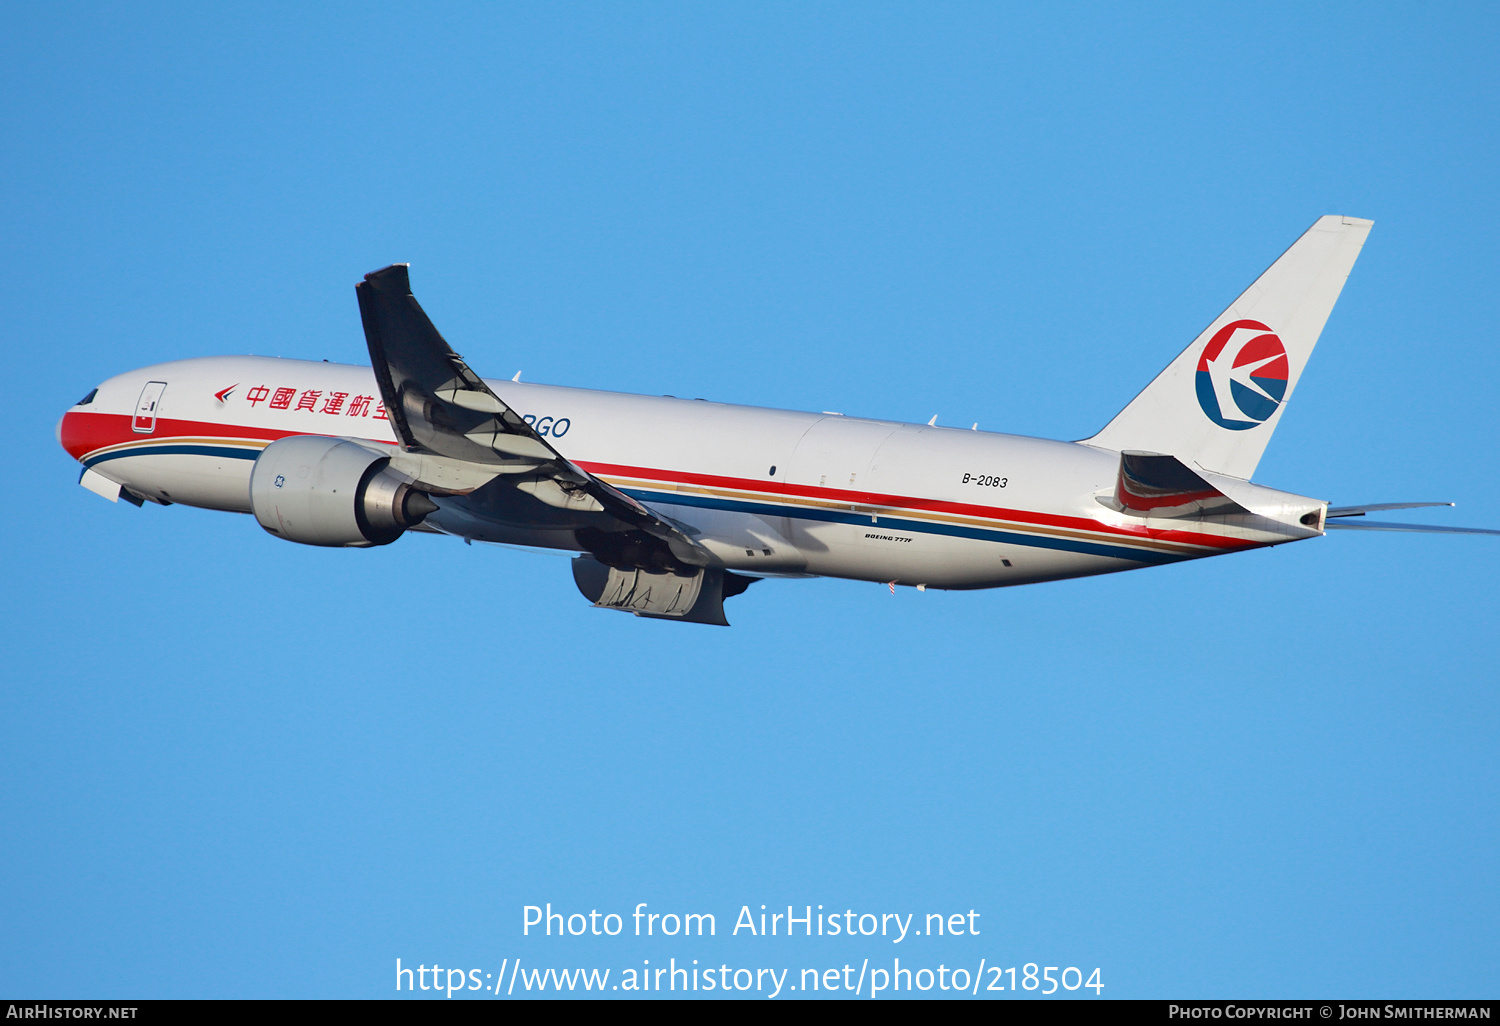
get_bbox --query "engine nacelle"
[249,435,437,547]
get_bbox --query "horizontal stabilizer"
[1326,521,1500,536]
[1327,502,1454,518]
[1106,451,1248,518]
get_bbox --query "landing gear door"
[133,381,167,434]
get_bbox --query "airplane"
[56,215,1498,625]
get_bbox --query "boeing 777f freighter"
[57,216,1496,624]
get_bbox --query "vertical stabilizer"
[1083,216,1373,480]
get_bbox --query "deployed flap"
[356,265,709,568]
[1107,451,1248,518]
[1085,216,1373,480]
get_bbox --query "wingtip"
[360,264,413,292]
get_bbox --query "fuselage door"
[785,416,898,496]
[133,381,167,434]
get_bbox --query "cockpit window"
[77,388,98,406]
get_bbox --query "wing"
[355,264,709,571]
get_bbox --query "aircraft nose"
[58,407,95,463]
[58,410,78,460]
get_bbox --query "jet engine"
[249,435,438,546]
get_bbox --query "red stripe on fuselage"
[59,411,300,461]
[59,411,1253,553]
[574,461,1256,552]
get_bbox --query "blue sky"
[3,2,1497,999]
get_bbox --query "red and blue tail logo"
[1194,319,1288,430]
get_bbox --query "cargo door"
[785,416,897,500]
[783,415,900,576]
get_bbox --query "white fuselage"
[60,356,1311,589]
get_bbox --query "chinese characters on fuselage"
[244,386,387,419]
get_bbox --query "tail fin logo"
[1194,319,1289,430]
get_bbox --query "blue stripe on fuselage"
[623,487,1184,565]
[83,443,261,468]
[79,443,1188,566]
